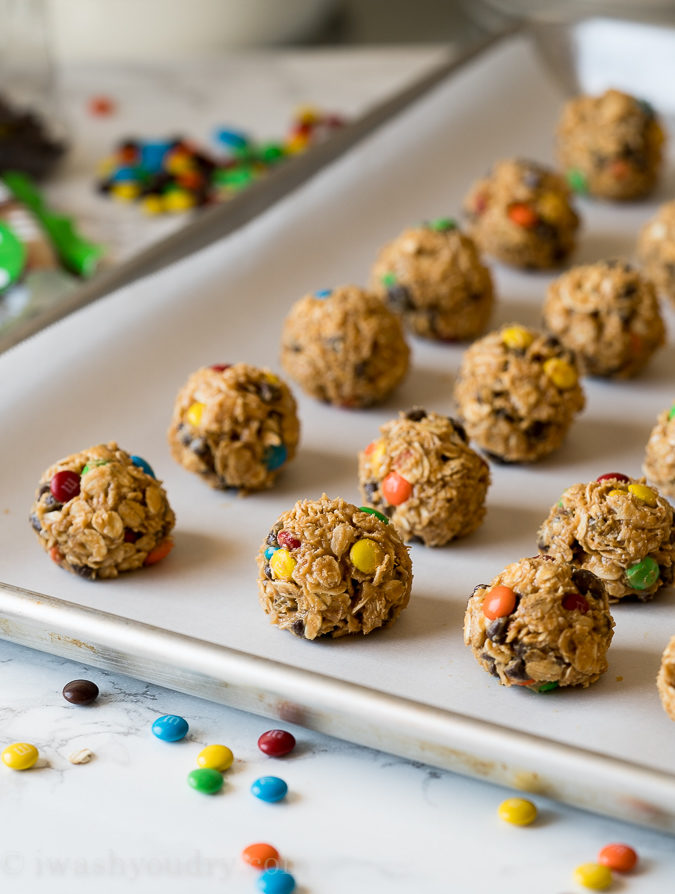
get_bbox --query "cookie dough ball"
[637,201,675,307]
[256,494,412,640]
[657,635,675,720]
[29,443,175,580]
[280,285,409,408]
[369,218,494,341]
[453,324,585,463]
[463,158,579,269]
[357,408,490,547]
[643,403,675,498]
[464,555,614,690]
[168,363,299,493]
[543,261,664,379]
[538,473,675,602]
[557,89,665,201]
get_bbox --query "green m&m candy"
[566,168,588,195]
[668,404,675,421]
[626,556,659,590]
[187,768,224,794]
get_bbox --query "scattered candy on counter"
[258,729,296,758]
[68,748,95,765]
[251,775,288,803]
[151,714,189,742]
[95,107,345,215]
[497,797,538,826]
[62,678,99,705]
[598,842,638,873]
[573,861,613,890]
[257,868,296,894]
[197,744,234,771]
[2,742,39,770]
[187,767,224,795]
[242,842,281,870]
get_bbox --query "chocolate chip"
[526,420,550,440]
[408,535,425,545]
[178,425,192,447]
[405,407,427,421]
[386,284,413,313]
[29,513,41,532]
[480,653,499,677]
[571,568,604,598]
[439,454,449,462]
[486,616,510,644]
[266,530,278,546]
[258,382,281,403]
[363,481,378,502]
[449,418,468,442]
[291,619,305,636]
[263,563,273,580]
[505,657,530,681]
[354,362,367,377]
[471,583,489,597]
[289,343,302,353]
[494,407,515,423]
[661,564,674,586]
[72,564,95,579]
[522,169,543,189]
[537,539,549,552]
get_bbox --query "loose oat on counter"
[543,260,664,379]
[637,200,675,308]
[168,363,299,494]
[644,404,675,498]
[453,323,585,463]
[537,474,675,603]
[280,285,409,408]
[256,494,412,640]
[369,219,494,341]
[657,635,675,720]
[464,555,614,690]
[29,442,175,580]
[557,89,665,201]
[462,158,579,269]
[358,408,490,547]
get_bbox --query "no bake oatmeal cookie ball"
[657,635,675,720]
[453,324,585,463]
[543,261,665,379]
[464,555,614,690]
[369,218,494,341]
[256,494,412,640]
[168,363,299,493]
[638,201,675,307]
[557,89,665,201]
[29,442,175,579]
[538,473,675,603]
[463,158,580,269]
[357,408,490,547]
[280,285,409,408]
[643,403,675,498]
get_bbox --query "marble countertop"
[1,46,674,892]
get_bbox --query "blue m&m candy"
[251,776,288,803]
[314,288,332,298]
[130,455,155,478]
[152,714,189,741]
[265,444,287,471]
[257,868,296,894]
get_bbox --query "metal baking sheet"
[1,31,675,830]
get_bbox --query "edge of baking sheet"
[2,580,674,832]
[2,27,675,833]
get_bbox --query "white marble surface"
[1,637,674,893]
[2,45,675,893]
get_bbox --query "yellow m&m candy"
[186,402,205,427]
[573,862,612,890]
[270,548,296,581]
[497,797,537,826]
[628,483,657,506]
[2,742,39,770]
[501,325,534,351]
[350,539,384,575]
[197,744,234,772]
[543,357,578,390]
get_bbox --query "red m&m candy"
[277,531,300,551]
[210,364,231,372]
[562,593,589,613]
[596,473,629,483]
[50,470,81,503]
[258,729,296,757]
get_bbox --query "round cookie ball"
[537,474,675,603]
[168,363,299,493]
[543,260,664,379]
[464,555,614,690]
[369,218,494,341]
[557,89,665,201]
[657,635,675,721]
[462,158,579,269]
[357,408,490,547]
[643,403,675,498]
[256,494,412,640]
[637,200,675,307]
[453,324,585,463]
[280,285,409,408]
[29,442,175,580]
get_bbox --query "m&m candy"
[2,742,39,770]
[197,744,233,772]
[257,868,296,894]
[187,768,223,794]
[62,679,99,705]
[573,862,612,890]
[258,729,296,757]
[130,455,155,478]
[251,776,288,803]
[151,714,189,742]
[381,471,412,506]
[597,843,638,872]
[242,842,280,870]
[483,585,516,620]
[626,556,659,590]
[50,470,81,503]
[349,539,384,575]
[497,797,537,826]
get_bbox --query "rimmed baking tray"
[1,29,675,831]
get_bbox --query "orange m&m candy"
[144,539,174,566]
[381,471,412,506]
[241,842,281,870]
[597,843,638,873]
[483,585,516,620]
[507,202,538,228]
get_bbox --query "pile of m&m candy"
[96,107,345,215]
